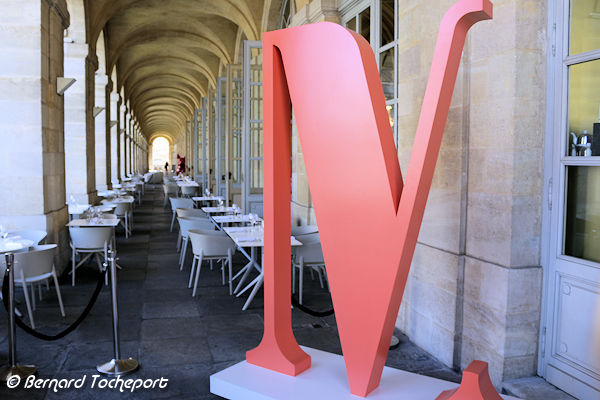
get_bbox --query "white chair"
[292,241,326,305]
[0,245,65,329]
[169,197,194,232]
[163,184,179,207]
[176,208,208,219]
[291,225,318,236]
[175,208,210,250]
[188,229,236,296]
[104,202,132,238]
[8,229,47,245]
[135,182,144,205]
[181,185,198,198]
[177,217,215,270]
[69,226,113,286]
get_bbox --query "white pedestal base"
[210,346,519,399]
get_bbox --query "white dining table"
[177,181,199,187]
[101,196,134,204]
[192,196,224,202]
[223,226,302,310]
[0,238,34,254]
[212,214,262,224]
[67,218,120,227]
[201,206,236,214]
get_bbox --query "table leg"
[242,273,264,311]
[234,247,257,293]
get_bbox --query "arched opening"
[151,136,170,171]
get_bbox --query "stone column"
[105,80,115,187]
[109,91,119,184]
[63,15,88,202]
[94,73,107,190]
[116,98,123,181]
[122,107,129,177]
[84,53,97,200]
[0,0,70,269]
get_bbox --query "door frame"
[216,76,227,198]
[540,1,600,398]
[242,39,263,215]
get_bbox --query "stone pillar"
[109,91,118,184]
[63,13,88,202]
[290,0,339,26]
[105,80,114,187]
[0,0,70,269]
[116,98,123,181]
[94,73,107,190]
[84,53,97,199]
[458,0,545,385]
[122,107,129,177]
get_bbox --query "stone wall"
[289,0,547,385]
[0,0,70,270]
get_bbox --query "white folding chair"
[188,229,236,296]
[69,226,113,286]
[135,182,144,204]
[177,217,215,270]
[0,245,65,329]
[169,197,194,232]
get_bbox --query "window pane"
[564,166,600,263]
[380,47,395,101]
[250,122,263,157]
[381,0,395,47]
[567,60,600,157]
[346,17,356,32]
[569,0,600,55]
[251,159,263,189]
[250,84,263,120]
[359,8,370,43]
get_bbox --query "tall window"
[342,0,399,145]
[230,67,243,187]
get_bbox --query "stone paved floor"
[0,187,464,399]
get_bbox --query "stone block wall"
[0,0,70,270]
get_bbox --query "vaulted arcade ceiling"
[83,0,286,141]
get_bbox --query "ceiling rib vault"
[83,0,269,141]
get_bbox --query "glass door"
[193,107,203,183]
[208,88,217,193]
[242,40,263,216]
[201,97,209,190]
[227,64,243,206]
[543,1,600,398]
[216,76,227,199]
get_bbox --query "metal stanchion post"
[97,249,138,375]
[0,253,36,381]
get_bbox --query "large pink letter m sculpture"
[246,0,493,397]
